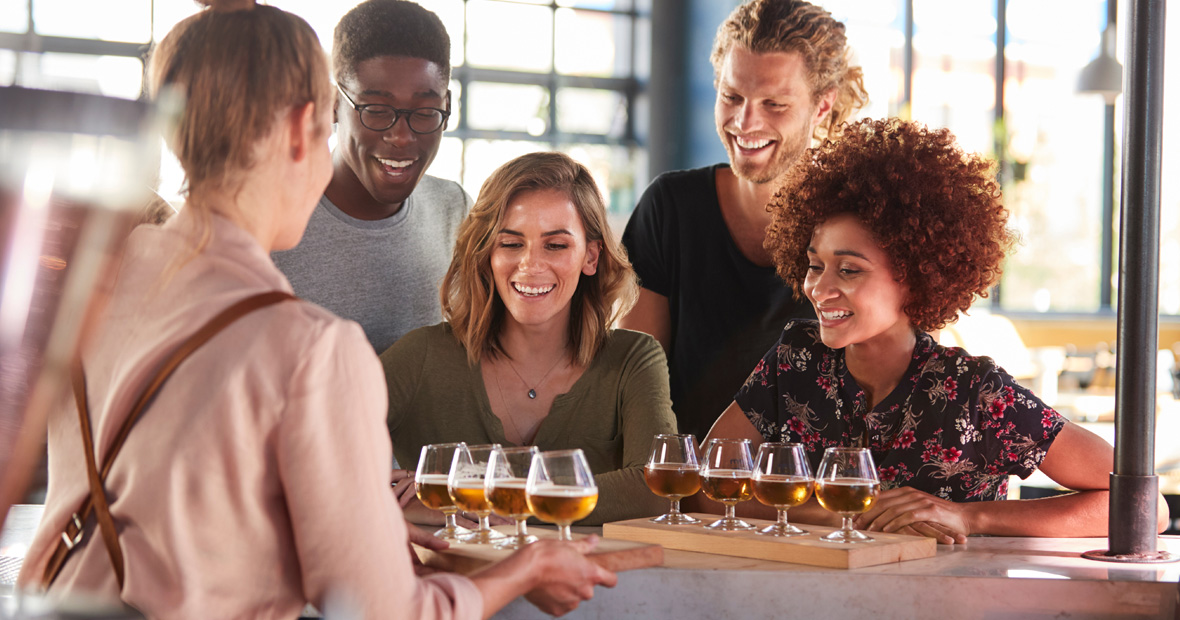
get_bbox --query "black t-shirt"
[621,164,814,440]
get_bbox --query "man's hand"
[855,487,970,544]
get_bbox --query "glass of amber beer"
[700,438,755,531]
[450,444,506,544]
[752,442,813,537]
[526,449,598,541]
[644,434,702,525]
[415,443,473,542]
[486,445,540,549]
[815,447,880,543]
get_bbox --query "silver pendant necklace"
[503,353,565,399]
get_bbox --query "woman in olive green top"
[381,152,676,525]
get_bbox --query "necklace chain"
[492,372,532,444]
[502,353,565,400]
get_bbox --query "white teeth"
[514,283,555,297]
[377,157,414,168]
[735,137,771,149]
[821,310,852,320]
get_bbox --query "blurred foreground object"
[0,86,156,529]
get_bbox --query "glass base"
[757,523,808,537]
[651,512,702,525]
[494,534,539,549]
[433,524,474,542]
[820,528,873,543]
[704,516,755,531]
[458,527,507,544]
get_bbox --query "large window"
[0,0,650,218]
[417,0,650,220]
[818,0,1176,318]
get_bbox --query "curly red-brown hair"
[766,118,1015,331]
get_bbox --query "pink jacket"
[19,210,482,619]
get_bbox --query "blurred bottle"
[0,86,159,528]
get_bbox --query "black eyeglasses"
[336,83,449,134]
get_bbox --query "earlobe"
[582,240,602,276]
[813,87,837,125]
[288,102,317,162]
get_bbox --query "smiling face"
[329,55,449,220]
[714,47,829,185]
[803,213,913,350]
[490,188,601,334]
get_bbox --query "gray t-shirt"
[273,175,471,353]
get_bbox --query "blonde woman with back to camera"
[17,1,614,617]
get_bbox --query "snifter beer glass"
[815,447,881,543]
[526,449,598,541]
[486,445,539,549]
[752,442,813,537]
[644,433,702,525]
[700,438,755,531]
[415,442,473,542]
[450,444,506,544]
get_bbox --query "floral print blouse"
[735,320,1066,502]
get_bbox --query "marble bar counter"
[496,529,1180,620]
[4,505,1178,619]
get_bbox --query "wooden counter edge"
[413,540,664,576]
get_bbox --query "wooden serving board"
[603,513,935,569]
[413,526,664,574]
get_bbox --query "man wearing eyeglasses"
[273,0,469,354]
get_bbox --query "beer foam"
[416,474,449,485]
[528,484,598,497]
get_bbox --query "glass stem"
[515,518,529,539]
[668,498,682,515]
[777,509,790,527]
[724,503,737,522]
[558,523,573,541]
[479,514,492,533]
[443,510,458,534]
[842,515,855,534]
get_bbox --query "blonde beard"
[725,126,812,185]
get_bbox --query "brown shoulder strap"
[41,291,296,591]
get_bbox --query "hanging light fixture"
[1078,22,1123,104]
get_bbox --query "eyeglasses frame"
[335,83,450,134]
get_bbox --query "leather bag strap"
[40,291,296,591]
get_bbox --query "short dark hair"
[332,0,451,82]
[766,118,1015,332]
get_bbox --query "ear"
[582,240,602,276]
[287,101,318,162]
[811,87,837,129]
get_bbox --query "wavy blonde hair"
[442,152,638,366]
[711,0,868,140]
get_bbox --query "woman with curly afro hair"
[700,118,1167,543]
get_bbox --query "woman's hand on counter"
[856,487,970,544]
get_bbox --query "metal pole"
[991,0,1007,309]
[1099,0,1118,311]
[1084,0,1173,563]
[902,0,913,115]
